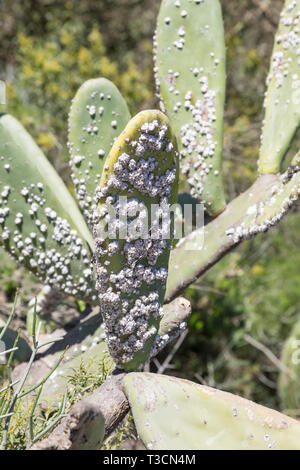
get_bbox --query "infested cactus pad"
[0,114,96,301]
[68,78,131,227]
[124,373,300,450]
[226,165,300,244]
[155,0,226,216]
[93,110,179,370]
[153,296,191,355]
[259,0,300,173]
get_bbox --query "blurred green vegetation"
[0,0,299,416]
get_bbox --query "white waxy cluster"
[151,320,187,359]
[154,62,220,204]
[0,162,95,299]
[68,90,121,228]
[153,0,223,209]
[93,119,177,367]
[179,86,218,200]
[225,169,300,244]
[267,3,300,91]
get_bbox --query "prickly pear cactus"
[155,0,226,216]
[259,0,300,174]
[93,110,179,370]
[0,114,96,301]
[124,373,300,450]
[68,78,131,226]
[278,319,300,412]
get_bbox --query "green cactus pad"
[152,296,191,356]
[68,78,131,227]
[93,110,179,370]
[259,0,300,174]
[0,114,96,301]
[166,164,300,302]
[155,0,226,216]
[158,296,190,338]
[124,372,300,450]
[278,320,300,413]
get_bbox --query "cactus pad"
[152,296,191,357]
[259,0,300,173]
[68,78,131,227]
[124,372,300,450]
[155,0,226,216]
[93,110,179,370]
[0,114,96,301]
